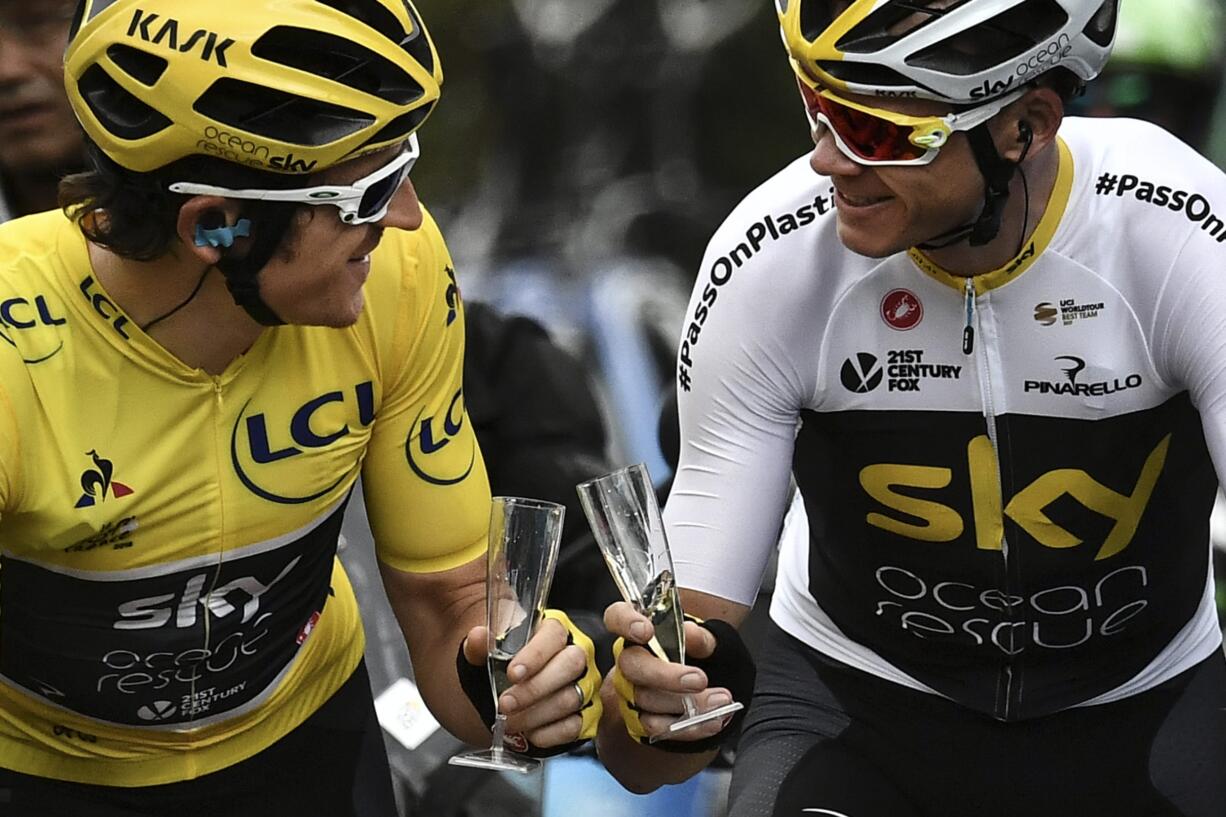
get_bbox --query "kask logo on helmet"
[126,9,235,67]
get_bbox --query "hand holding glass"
[448,497,564,773]
[577,463,742,738]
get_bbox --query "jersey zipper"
[964,279,1017,721]
[962,277,975,355]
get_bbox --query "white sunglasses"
[169,133,420,225]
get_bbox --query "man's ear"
[175,197,247,264]
[995,85,1063,163]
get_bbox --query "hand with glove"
[602,600,754,752]
[457,609,602,757]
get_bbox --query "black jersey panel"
[0,498,348,728]
[794,392,1215,719]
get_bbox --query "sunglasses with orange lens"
[796,77,1025,166]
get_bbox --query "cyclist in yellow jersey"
[0,1,601,814]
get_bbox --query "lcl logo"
[404,389,474,486]
[231,382,375,504]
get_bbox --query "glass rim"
[575,462,650,492]
[491,496,566,512]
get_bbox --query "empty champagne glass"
[576,463,742,738]
[448,496,564,773]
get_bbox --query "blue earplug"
[194,218,252,248]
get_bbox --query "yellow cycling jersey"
[0,209,490,785]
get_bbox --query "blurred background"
[1,0,1223,815]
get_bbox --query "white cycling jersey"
[666,116,1226,720]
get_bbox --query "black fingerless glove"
[456,640,497,728]
[651,616,756,754]
[454,609,603,759]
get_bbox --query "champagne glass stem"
[491,713,508,762]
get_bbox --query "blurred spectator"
[415,1,808,278]
[0,0,85,220]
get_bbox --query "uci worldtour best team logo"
[404,389,475,485]
[1033,298,1105,327]
[230,383,375,504]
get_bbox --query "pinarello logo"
[1034,302,1058,326]
[881,289,922,330]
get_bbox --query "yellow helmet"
[64,0,443,175]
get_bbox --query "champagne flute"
[448,496,564,773]
[576,463,742,737]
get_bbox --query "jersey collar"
[906,136,1073,295]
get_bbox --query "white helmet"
[777,0,1120,104]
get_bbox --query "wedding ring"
[573,682,586,709]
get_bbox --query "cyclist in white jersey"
[597,1,1226,815]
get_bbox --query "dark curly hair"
[59,140,307,262]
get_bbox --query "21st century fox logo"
[840,351,962,393]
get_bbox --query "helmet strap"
[917,122,1020,250]
[965,124,1018,247]
[213,204,299,327]
[217,261,285,327]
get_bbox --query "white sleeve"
[1153,227,1226,481]
[663,240,813,607]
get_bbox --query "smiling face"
[0,1,82,174]
[254,145,424,328]
[806,90,991,258]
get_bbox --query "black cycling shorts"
[728,621,1226,817]
[0,661,398,817]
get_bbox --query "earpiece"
[1018,120,1033,143]
[194,215,253,248]
[199,210,226,230]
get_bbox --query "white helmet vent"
[1082,0,1118,47]
[904,0,1070,76]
